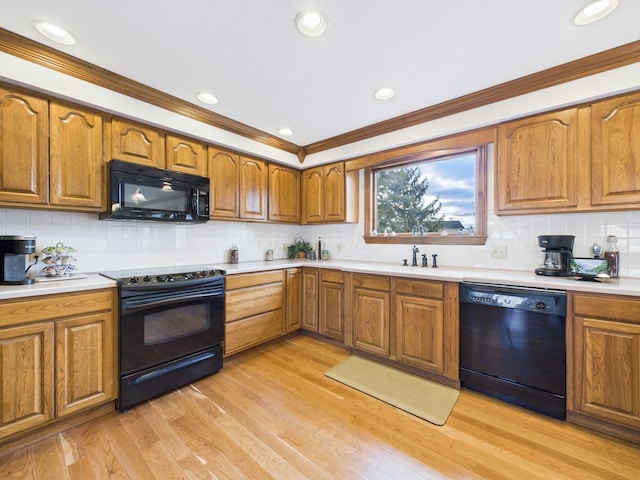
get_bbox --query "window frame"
[363,144,488,245]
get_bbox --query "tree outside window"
[364,145,487,245]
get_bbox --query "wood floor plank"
[32,435,69,480]
[1,335,639,479]
[0,446,36,479]
[100,413,157,480]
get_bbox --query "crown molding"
[1,27,639,161]
[302,39,640,155]
[0,28,301,157]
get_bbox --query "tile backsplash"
[1,206,639,278]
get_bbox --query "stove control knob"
[184,273,194,280]
[128,277,140,285]
[157,275,173,282]
[200,270,209,277]
[535,301,546,310]
[143,275,152,283]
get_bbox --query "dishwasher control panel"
[460,282,567,315]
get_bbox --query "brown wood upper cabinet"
[165,134,206,176]
[268,163,301,223]
[591,90,640,208]
[496,90,640,215]
[106,117,164,168]
[0,87,104,211]
[49,100,103,209]
[207,148,267,221]
[240,156,268,221]
[0,87,49,206]
[302,162,358,223]
[496,107,584,213]
[208,146,240,218]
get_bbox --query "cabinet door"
[165,134,205,176]
[320,281,345,340]
[208,147,239,218]
[108,117,163,167]
[268,163,301,223]
[0,322,54,441]
[49,101,103,209]
[239,157,267,220]
[323,163,346,222]
[285,268,302,333]
[352,287,390,356]
[0,88,48,205]
[302,268,319,331]
[55,312,115,417]
[497,108,580,213]
[572,316,640,431]
[591,91,640,207]
[395,295,444,373]
[302,168,324,223]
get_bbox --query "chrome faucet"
[412,245,419,266]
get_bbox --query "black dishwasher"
[459,282,567,420]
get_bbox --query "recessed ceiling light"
[32,20,76,45]
[374,87,396,100]
[196,92,218,105]
[295,10,327,37]
[572,0,619,25]
[278,128,294,136]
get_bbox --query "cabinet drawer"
[353,274,389,291]
[224,310,283,355]
[572,293,640,324]
[0,289,115,328]
[225,283,283,322]
[226,271,283,290]
[320,269,344,284]
[394,279,443,300]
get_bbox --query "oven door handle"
[122,291,222,312]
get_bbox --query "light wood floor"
[1,335,639,479]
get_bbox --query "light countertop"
[0,274,117,301]
[1,259,639,300]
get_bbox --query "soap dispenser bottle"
[604,235,619,278]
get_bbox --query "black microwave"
[100,159,210,223]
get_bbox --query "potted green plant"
[287,238,313,259]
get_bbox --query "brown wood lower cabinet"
[394,278,446,374]
[568,292,640,443]
[347,273,459,384]
[302,268,319,331]
[284,268,302,333]
[225,270,284,355]
[351,274,390,356]
[55,311,115,417]
[0,289,116,443]
[301,268,345,341]
[319,269,345,340]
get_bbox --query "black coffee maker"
[535,235,575,276]
[0,235,36,285]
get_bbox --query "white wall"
[3,146,639,277]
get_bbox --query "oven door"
[120,282,224,376]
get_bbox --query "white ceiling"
[0,0,639,147]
